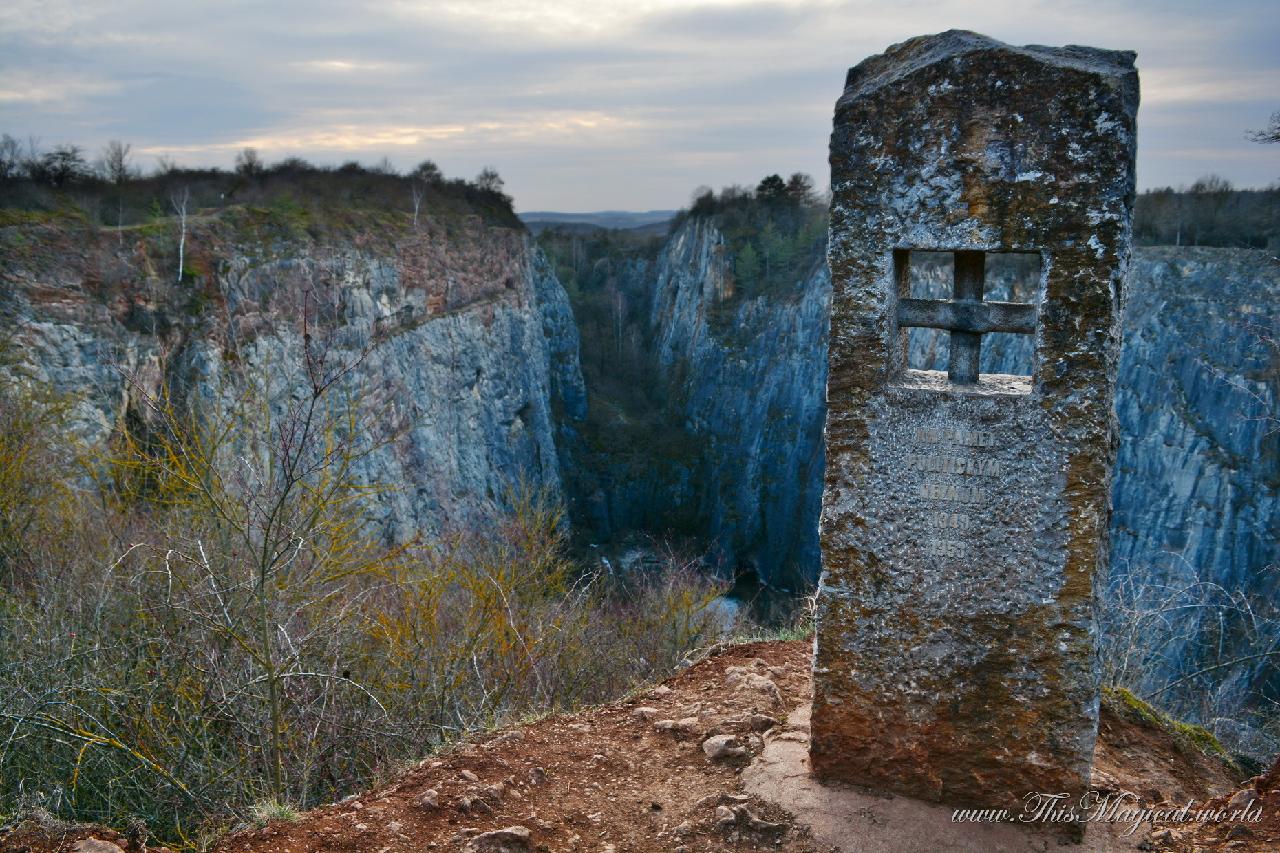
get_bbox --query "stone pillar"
[810,30,1138,830]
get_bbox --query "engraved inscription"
[926,511,971,531]
[924,539,967,559]
[918,482,988,503]
[906,453,1003,477]
[912,426,998,447]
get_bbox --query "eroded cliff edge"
[0,209,586,542]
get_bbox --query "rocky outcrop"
[1112,249,1277,594]
[1111,248,1279,709]
[0,212,585,542]
[645,219,830,589]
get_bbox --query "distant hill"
[520,209,677,235]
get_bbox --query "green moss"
[1170,719,1230,758]
[1103,686,1234,763]
[1105,686,1163,727]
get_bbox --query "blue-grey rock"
[646,218,830,588]
[0,218,585,544]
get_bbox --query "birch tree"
[411,182,424,228]
[171,187,190,283]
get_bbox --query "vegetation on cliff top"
[0,137,521,231]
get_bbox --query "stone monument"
[810,30,1138,828]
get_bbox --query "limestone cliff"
[0,210,586,541]
[560,216,830,589]
[646,218,830,589]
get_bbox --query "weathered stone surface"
[463,825,532,853]
[0,215,585,542]
[908,247,1280,720]
[811,29,1138,827]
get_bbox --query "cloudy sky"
[2,0,1276,211]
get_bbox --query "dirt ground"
[3,639,1274,853]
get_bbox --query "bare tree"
[98,140,134,184]
[411,182,425,228]
[39,144,90,187]
[21,135,42,179]
[411,159,443,184]
[1247,110,1280,144]
[99,141,134,246]
[234,147,263,177]
[0,134,21,180]
[171,187,190,283]
[411,160,441,227]
[474,167,504,194]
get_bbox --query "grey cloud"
[0,0,1277,210]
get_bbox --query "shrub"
[0,342,730,845]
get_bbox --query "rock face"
[647,218,830,587]
[1109,248,1279,709]
[0,213,585,542]
[811,29,1138,825]
[563,216,829,589]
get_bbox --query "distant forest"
[1134,178,1279,249]
[0,133,1276,250]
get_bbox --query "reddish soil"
[2,639,1270,853]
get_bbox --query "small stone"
[631,706,661,721]
[715,805,736,826]
[651,685,672,697]
[418,788,440,808]
[742,808,784,833]
[724,668,784,706]
[702,734,748,761]
[654,717,700,737]
[530,767,547,785]
[487,730,524,747]
[672,820,694,837]
[460,769,480,782]
[387,820,403,833]
[458,795,493,815]
[72,841,125,853]
[747,713,779,731]
[1227,788,1256,811]
[464,825,532,853]
[1227,823,1253,839]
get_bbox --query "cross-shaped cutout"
[895,250,1038,384]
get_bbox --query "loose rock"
[72,841,125,853]
[463,825,532,853]
[702,734,748,761]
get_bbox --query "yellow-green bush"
[0,357,728,847]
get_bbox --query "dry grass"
[0,343,730,847]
